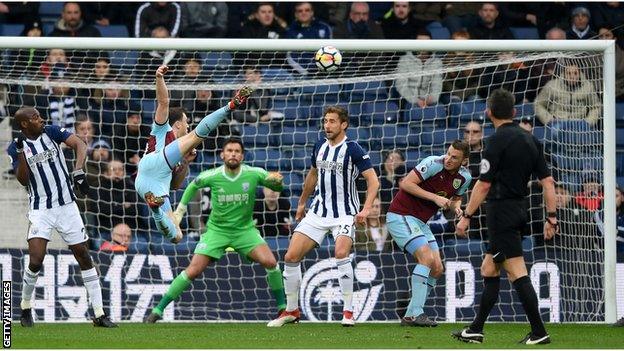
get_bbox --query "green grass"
[11,323,624,349]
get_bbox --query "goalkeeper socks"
[21,267,39,310]
[513,275,547,337]
[81,267,105,318]
[265,267,286,311]
[336,258,354,312]
[406,264,430,317]
[470,276,500,332]
[154,271,193,316]
[195,106,230,138]
[152,207,177,240]
[426,276,437,297]
[283,262,301,311]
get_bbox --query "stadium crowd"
[0,2,622,258]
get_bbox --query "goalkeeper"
[135,65,253,244]
[144,138,286,322]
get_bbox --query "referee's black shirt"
[479,122,550,200]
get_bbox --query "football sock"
[266,267,286,311]
[283,262,301,312]
[21,267,39,310]
[426,276,437,297]
[153,271,192,316]
[470,276,500,332]
[513,275,547,337]
[195,106,230,138]
[152,207,177,240]
[81,267,105,318]
[336,257,354,312]
[406,264,430,317]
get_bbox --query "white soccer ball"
[314,46,342,73]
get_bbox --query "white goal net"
[0,38,618,323]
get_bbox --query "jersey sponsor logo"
[242,182,249,192]
[300,258,383,322]
[480,159,491,174]
[217,193,249,204]
[316,160,343,173]
[27,147,58,167]
[453,179,461,189]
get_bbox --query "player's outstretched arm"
[173,172,209,224]
[263,171,284,192]
[295,167,318,221]
[154,65,170,125]
[355,168,380,225]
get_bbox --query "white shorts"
[294,211,355,245]
[27,202,88,246]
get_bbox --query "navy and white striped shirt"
[8,125,76,210]
[310,137,373,218]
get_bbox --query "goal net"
[0,38,618,323]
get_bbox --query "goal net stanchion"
[0,37,617,323]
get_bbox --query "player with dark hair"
[453,89,557,345]
[144,138,286,322]
[268,106,380,327]
[8,107,116,328]
[386,140,472,327]
[134,65,253,243]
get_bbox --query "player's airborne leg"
[134,65,253,243]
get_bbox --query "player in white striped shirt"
[268,106,379,327]
[7,107,117,328]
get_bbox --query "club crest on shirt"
[453,178,461,189]
[242,182,250,192]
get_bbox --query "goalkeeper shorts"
[194,227,266,260]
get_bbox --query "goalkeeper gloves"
[173,203,187,225]
[72,169,90,195]
[228,86,254,110]
[14,133,26,153]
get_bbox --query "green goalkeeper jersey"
[180,164,283,232]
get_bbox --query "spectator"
[597,27,624,100]
[524,27,567,102]
[591,3,624,40]
[111,110,151,175]
[136,26,181,83]
[89,55,115,82]
[232,66,277,123]
[546,27,566,40]
[0,2,39,25]
[88,78,131,137]
[517,116,534,133]
[566,6,597,40]
[10,21,45,79]
[355,197,389,252]
[240,3,286,39]
[254,187,291,237]
[441,3,481,35]
[35,65,83,133]
[134,2,181,38]
[285,2,332,75]
[377,150,406,214]
[334,2,384,39]
[462,121,483,179]
[535,63,601,126]
[99,223,132,252]
[86,139,112,185]
[498,3,539,27]
[536,3,570,39]
[180,2,228,38]
[88,158,140,231]
[411,3,444,29]
[477,52,530,103]
[381,2,419,40]
[468,3,514,40]
[440,30,481,104]
[394,29,443,108]
[74,113,99,149]
[575,176,603,212]
[37,49,70,81]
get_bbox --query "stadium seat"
[109,50,138,72]
[405,104,446,124]
[510,27,540,40]
[617,102,624,123]
[516,103,535,118]
[240,124,271,147]
[262,68,293,95]
[429,27,451,40]
[202,51,233,70]
[264,237,291,251]
[450,100,487,122]
[271,99,300,123]
[346,127,371,143]
[39,2,64,22]
[42,23,54,35]
[282,172,304,194]
[301,84,341,103]
[420,129,461,146]
[95,25,129,38]
[0,24,24,36]
[617,128,624,148]
[377,125,411,147]
[483,126,495,137]
[348,103,371,126]
[344,81,388,102]
[533,126,546,141]
[248,148,282,171]
[371,101,400,124]
[404,150,423,168]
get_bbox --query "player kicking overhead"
[135,65,253,243]
[8,107,117,328]
[144,138,286,322]
[268,106,379,327]
[386,140,472,327]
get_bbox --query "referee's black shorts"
[485,198,527,263]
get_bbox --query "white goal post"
[0,37,617,323]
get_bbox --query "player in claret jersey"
[386,140,472,327]
[134,65,253,244]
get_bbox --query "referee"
[451,89,558,345]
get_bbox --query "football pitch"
[11,323,624,349]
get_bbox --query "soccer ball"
[314,46,342,73]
